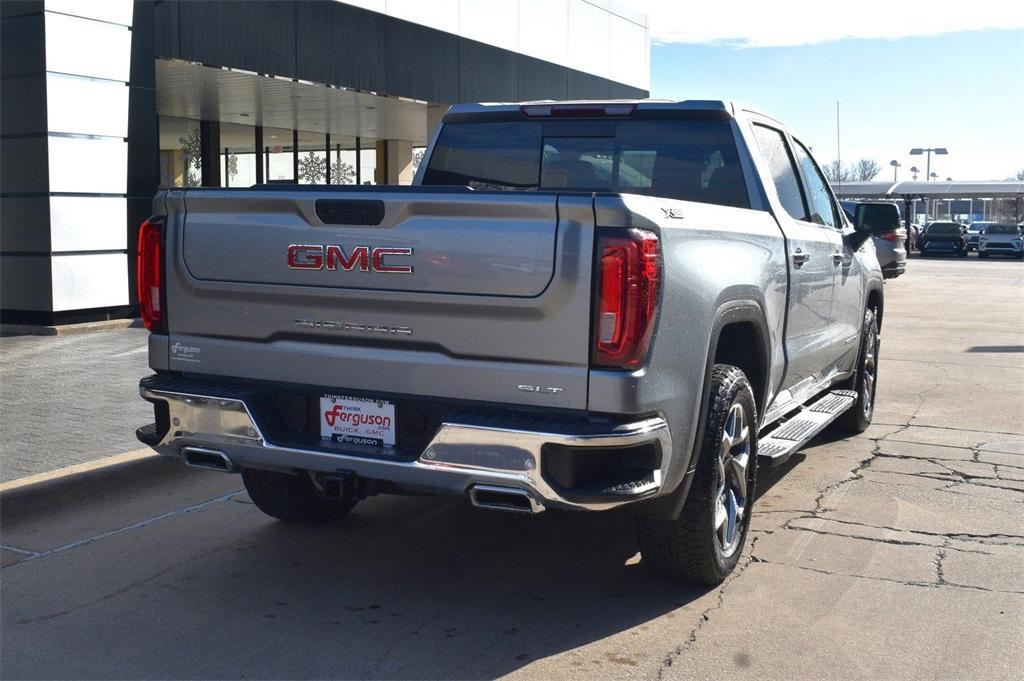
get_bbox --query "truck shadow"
[188,496,710,679]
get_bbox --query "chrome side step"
[758,390,856,467]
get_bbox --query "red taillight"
[593,230,661,369]
[137,217,164,332]
[881,231,902,241]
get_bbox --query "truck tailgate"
[161,188,596,410]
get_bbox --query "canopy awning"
[831,181,1024,200]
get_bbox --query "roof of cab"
[446,99,739,116]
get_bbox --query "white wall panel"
[609,16,647,90]
[49,196,127,252]
[460,1,518,53]
[517,0,569,68]
[45,12,131,81]
[385,0,460,36]
[46,74,129,138]
[339,0,386,12]
[45,0,133,26]
[47,136,128,194]
[567,0,609,77]
[51,253,129,311]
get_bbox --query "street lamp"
[910,147,948,181]
[910,165,919,180]
[890,159,901,181]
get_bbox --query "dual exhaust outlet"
[181,447,544,514]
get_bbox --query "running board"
[757,390,857,467]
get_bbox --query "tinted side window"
[752,125,807,221]
[792,140,838,228]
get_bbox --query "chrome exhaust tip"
[181,446,239,473]
[469,485,544,514]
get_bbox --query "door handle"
[832,251,844,265]
[792,249,810,266]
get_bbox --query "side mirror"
[854,203,902,235]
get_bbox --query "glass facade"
[158,116,387,188]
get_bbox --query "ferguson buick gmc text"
[136,100,891,584]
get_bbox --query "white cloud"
[646,0,1024,47]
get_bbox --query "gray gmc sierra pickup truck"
[136,100,897,584]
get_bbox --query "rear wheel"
[636,365,757,585]
[833,308,879,434]
[242,468,357,524]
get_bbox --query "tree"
[853,158,882,181]
[823,158,882,182]
[823,159,852,183]
[1007,169,1024,181]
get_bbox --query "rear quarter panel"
[590,194,787,492]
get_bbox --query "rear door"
[789,137,865,361]
[749,123,840,394]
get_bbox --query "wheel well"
[867,289,883,330]
[713,322,767,415]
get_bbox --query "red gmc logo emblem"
[287,244,413,273]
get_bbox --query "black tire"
[957,248,968,258]
[242,468,357,524]
[832,308,879,434]
[636,365,758,585]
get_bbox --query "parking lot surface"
[0,327,151,481]
[2,257,1022,679]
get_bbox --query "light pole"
[910,147,948,181]
[890,159,901,181]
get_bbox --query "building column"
[1,0,137,324]
[427,104,446,143]
[387,140,415,185]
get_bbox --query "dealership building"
[0,0,650,325]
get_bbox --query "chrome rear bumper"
[139,382,672,511]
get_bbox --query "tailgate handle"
[315,199,385,226]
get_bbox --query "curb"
[0,449,207,525]
[0,318,141,337]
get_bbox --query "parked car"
[842,201,906,278]
[966,221,994,251]
[978,224,1024,259]
[135,99,887,585]
[919,221,968,257]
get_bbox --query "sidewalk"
[0,327,153,482]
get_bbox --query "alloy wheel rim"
[862,328,877,418]
[715,401,751,558]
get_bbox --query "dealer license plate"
[320,394,396,448]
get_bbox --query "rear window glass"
[926,223,960,235]
[422,119,750,208]
[986,224,1019,235]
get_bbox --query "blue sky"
[650,28,1024,181]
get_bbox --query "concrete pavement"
[1,257,1022,679]
[0,327,151,481]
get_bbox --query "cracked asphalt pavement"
[2,258,1022,679]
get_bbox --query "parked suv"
[919,221,968,257]
[978,224,1024,259]
[136,100,886,585]
[966,221,994,251]
[841,201,906,278]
